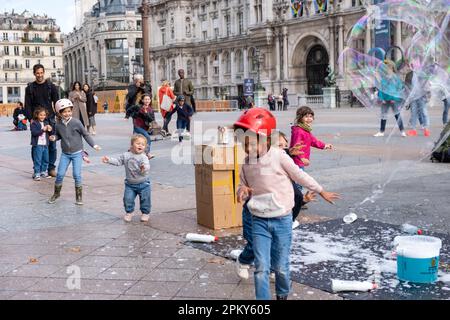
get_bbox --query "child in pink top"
[290,106,333,168]
[234,108,340,300]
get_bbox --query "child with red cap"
[233,108,340,300]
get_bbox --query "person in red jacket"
[158,80,176,136]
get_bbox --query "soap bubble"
[339,0,450,218]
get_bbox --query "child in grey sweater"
[102,134,151,222]
[48,99,101,205]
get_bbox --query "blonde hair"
[162,80,170,87]
[131,134,148,146]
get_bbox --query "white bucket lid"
[394,235,442,259]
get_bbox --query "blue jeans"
[409,96,429,129]
[238,203,255,265]
[124,180,151,214]
[443,98,449,125]
[55,151,83,187]
[32,145,49,176]
[176,119,188,142]
[252,213,292,300]
[133,126,151,153]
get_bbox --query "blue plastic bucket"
[394,236,442,283]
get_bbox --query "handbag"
[160,94,172,111]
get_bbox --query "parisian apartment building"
[0,10,63,103]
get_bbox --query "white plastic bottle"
[186,233,218,243]
[331,280,378,292]
[401,223,423,235]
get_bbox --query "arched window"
[222,52,231,74]
[248,47,257,72]
[171,60,176,80]
[159,58,167,81]
[235,50,244,73]
[211,53,219,75]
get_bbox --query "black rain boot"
[48,184,62,204]
[75,186,83,205]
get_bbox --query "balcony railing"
[3,64,23,70]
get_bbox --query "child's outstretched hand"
[289,143,305,156]
[102,156,109,163]
[94,145,101,151]
[49,135,56,141]
[319,190,341,204]
[304,191,317,203]
[301,158,310,166]
[324,144,333,150]
[237,186,253,203]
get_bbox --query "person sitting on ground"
[13,101,27,131]
[102,134,151,223]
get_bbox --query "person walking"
[174,69,194,131]
[69,81,88,128]
[24,64,59,177]
[83,84,97,135]
[158,80,176,136]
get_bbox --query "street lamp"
[56,69,65,97]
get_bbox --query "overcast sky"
[3,0,77,34]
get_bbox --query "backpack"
[431,122,450,163]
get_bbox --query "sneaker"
[123,213,133,222]
[423,128,431,137]
[235,259,250,280]
[276,295,288,300]
[230,249,243,260]
[140,214,150,222]
[373,132,385,137]
[406,129,417,136]
[40,172,51,179]
[400,131,407,137]
[33,175,41,181]
[292,220,300,229]
[146,153,155,160]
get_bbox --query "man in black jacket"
[24,64,59,177]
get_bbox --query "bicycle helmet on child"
[55,98,73,113]
[233,107,277,136]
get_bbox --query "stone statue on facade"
[324,65,336,87]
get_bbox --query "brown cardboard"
[195,144,245,171]
[195,165,243,229]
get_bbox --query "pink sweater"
[290,125,325,167]
[238,147,323,217]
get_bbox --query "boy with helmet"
[233,108,340,300]
[48,98,101,205]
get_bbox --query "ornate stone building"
[0,10,63,103]
[63,0,143,90]
[64,0,416,106]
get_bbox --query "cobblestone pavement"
[0,106,448,300]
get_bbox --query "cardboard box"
[195,144,245,171]
[195,165,243,229]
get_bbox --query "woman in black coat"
[83,84,97,135]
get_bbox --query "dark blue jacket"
[30,120,50,146]
[173,103,193,121]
